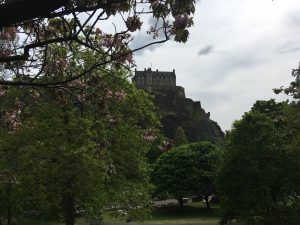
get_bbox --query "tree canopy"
[173,126,188,146]
[217,65,300,225]
[217,106,300,225]
[0,62,160,225]
[0,0,196,87]
[152,142,220,209]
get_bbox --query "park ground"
[103,201,220,225]
[16,201,225,225]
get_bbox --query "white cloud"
[134,0,300,130]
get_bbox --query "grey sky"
[198,45,214,56]
[133,0,300,131]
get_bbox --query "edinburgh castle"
[132,68,224,144]
[132,68,185,98]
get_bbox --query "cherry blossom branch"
[0,38,169,87]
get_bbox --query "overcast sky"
[131,0,300,131]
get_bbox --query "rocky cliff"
[132,68,224,145]
[152,89,224,145]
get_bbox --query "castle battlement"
[133,68,185,97]
[132,68,176,90]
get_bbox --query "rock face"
[133,68,224,144]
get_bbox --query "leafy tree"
[174,126,188,146]
[274,62,300,99]
[0,10,164,224]
[152,142,220,209]
[186,142,220,210]
[217,111,300,225]
[251,99,288,124]
[152,146,198,208]
[272,65,300,225]
[0,0,196,87]
[0,66,160,225]
[273,62,300,155]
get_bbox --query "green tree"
[174,126,188,146]
[272,66,300,224]
[0,67,160,225]
[152,146,198,208]
[187,142,220,210]
[252,99,288,123]
[152,142,220,209]
[217,111,300,225]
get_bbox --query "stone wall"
[133,68,176,90]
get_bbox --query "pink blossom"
[105,89,113,100]
[115,90,127,100]
[143,129,157,142]
[143,134,156,142]
[5,100,23,133]
[158,141,171,152]
[102,35,114,48]
[126,16,143,32]
[113,50,134,64]
[0,87,6,97]
[44,59,69,74]
[0,49,13,57]
[159,145,167,152]
[0,27,17,41]
[173,13,190,30]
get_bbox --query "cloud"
[134,0,300,130]
[198,44,214,56]
[276,44,300,54]
[286,10,300,27]
[130,17,166,55]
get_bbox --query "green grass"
[12,202,222,225]
[15,220,63,225]
[14,218,87,225]
[103,202,221,225]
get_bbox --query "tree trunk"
[204,194,211,210]
[178,197,184,209]
[6,184,11,225]
[62,191,75,225]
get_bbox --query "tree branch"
[0,38,168,87]
[0,0,68,28]
[0,36,74,63]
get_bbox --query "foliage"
[152,146,198,208]
[0,0,196,87]
[152,142,220,209]
[146,136,172,165]
[0,66,160,225]
[251,99,288,128]
[273,63,300,99]
[173,126,188,146]
[217,109,300,225]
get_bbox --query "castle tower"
[132,68,185,98]
[132,68,176,90]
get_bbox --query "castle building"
[132,68,185,97]
[132,68,222,143]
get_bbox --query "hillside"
[132,68,224,145]
[152,88,224,145]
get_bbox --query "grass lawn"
[13,202,223,225]
[14,218,87,225]
[103,201,221,225]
